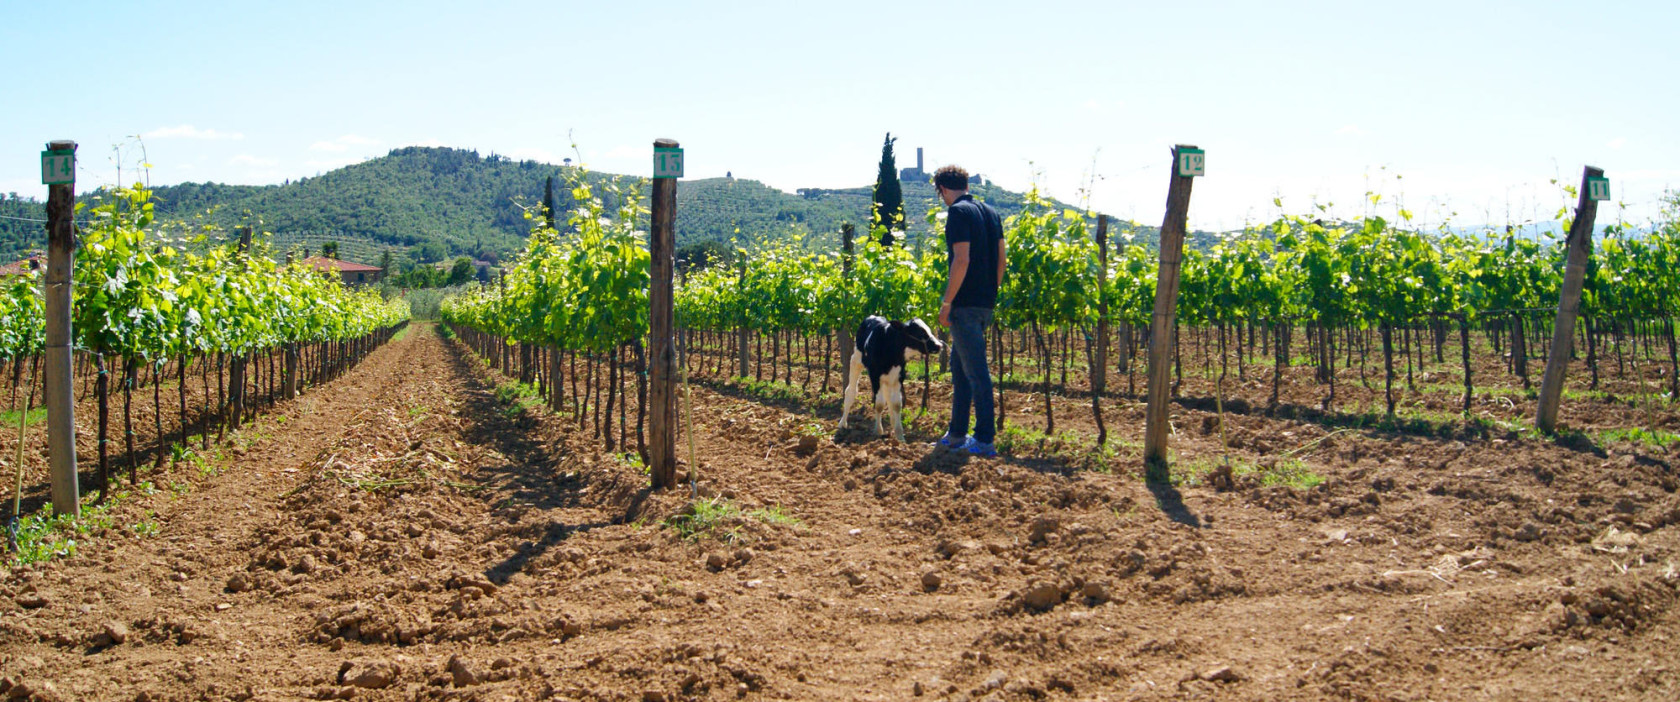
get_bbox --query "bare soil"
[2,324,1676,701]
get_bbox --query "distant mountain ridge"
[0,147,1133,266]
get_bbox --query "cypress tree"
[543,175,557,230]
[872,133,903,247]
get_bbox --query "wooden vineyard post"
[283,251,300,399]
[1143,145,1201,481]
[43,140,79,516]
[1536,166,1605,433]
[648,138,681,490]
[736,258,749,378]
[1092,214,1109,446]
[838,223,856,390]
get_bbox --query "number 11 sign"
[1586,176,1610,202]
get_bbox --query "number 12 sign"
[41,150,75,185]
[1176,147,1205,178]
[654,147,684,179]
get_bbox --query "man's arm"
[996,236,1007,284]
[940,242,970,327]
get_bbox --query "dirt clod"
[101,620,129,646]
[446,655,478,688]
[1029,517,1059,544]
[340,660,398,689]
[1202,666,1240,683]
[1022,582,1063,611]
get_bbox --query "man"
[933,165,1005,457]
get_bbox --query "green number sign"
[40,150,75,185]
[1586,176,1610,202]
[654,147,684,179]
[1177,147,1205,178]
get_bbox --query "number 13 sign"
[1176,147,1205,178]
[654,147,684,179]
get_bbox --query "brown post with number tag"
[1143,146,1198,481]
[44,140,79,516]
[648,139,679,489]
[1535,166,1603,433]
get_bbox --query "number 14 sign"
[41,149,74,185]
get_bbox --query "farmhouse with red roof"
[303,256,384,286]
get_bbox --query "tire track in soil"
[4,324,1678,701]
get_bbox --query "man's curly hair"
[933,165,969,191]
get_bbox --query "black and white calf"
[839,315,944,441]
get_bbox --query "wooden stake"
[1143,145,1198,481]
[838,223,856,390]
[1092,215,1109,446]
[736,259,749,378]
[44,140,79,516]
[1535,166,1603,433]
[648,138,679,490]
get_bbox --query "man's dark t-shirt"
[944,193,1004,309]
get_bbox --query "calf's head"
[900,318,945,356]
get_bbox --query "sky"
[2,0,1676,232]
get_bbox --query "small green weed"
[1595,426,1680,450]
[0,407,47,428]
[129,510,160,537]
[1174,456,1325,490]
[731,377,807,403]
[493,381,545,415]
[665,497,743,541]
[666,498,800,542]
[992,425,1119,472]
[747,505,801,528]
[9,495,121,566]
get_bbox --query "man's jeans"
[947,306,995,444]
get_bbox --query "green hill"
[1,147,1165,269]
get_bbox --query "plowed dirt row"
[3,325,1677,701]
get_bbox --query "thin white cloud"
[143,125,244,141]
[309,134,379,152]
[230,154,277,167]
[600,145,641,160]
[1608,137,1627,150]
[1336,125,1366,136]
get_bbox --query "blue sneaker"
[961,437,997,457]
[938,433,966,449]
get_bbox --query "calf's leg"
[886,366,906,442]
[839,348,864,429]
